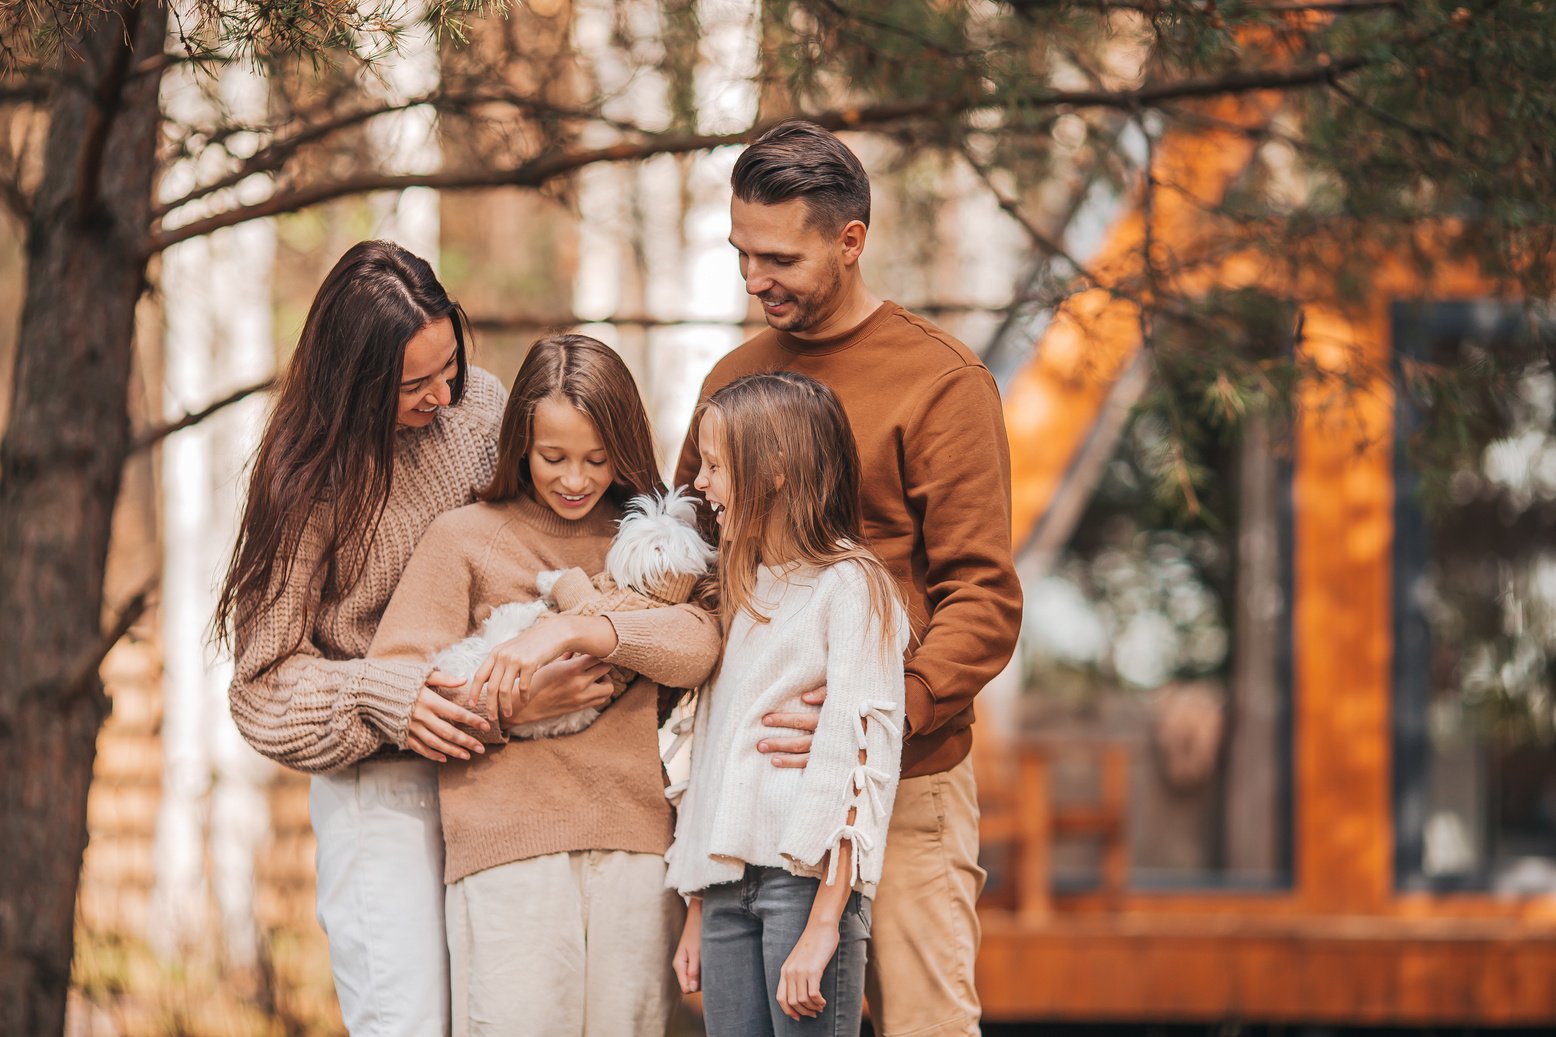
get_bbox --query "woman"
[218,242,615,1035]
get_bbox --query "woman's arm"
[229,513,438,775]
[369,512,496,759]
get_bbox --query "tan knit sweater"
[368,496,721,884]
[227,367,506,775]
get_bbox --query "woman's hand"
[673,898,703,994]
[404,672,490,763]
[472,615,616,719]
[502,653,614,728]
[777,919,838,1020]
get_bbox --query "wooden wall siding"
[78,636,163,938]
[979,918,1556,1025]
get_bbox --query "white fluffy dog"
[432,487,715,739]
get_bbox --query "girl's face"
[694,411,733,528]
[528,396,616,520]
[397,317,458,428]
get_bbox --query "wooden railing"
[978,738,1131,919]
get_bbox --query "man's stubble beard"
[766,256,844,334]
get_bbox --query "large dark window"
[1013,402,1294,891]
[1394,300,1556,893]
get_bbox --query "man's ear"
[838,220,868,267]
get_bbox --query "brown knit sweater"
[367,495,721,884]
[227,367,506,775]
[673,303,1024,778]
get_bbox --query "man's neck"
[788,284,883,342]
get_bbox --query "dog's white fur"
[431,487,714,739]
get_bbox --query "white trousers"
[445,849,683,1037]
[310,758,450,1037]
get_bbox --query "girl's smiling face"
[694,411,733,528]
[528,396,616,520]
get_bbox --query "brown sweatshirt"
[673,302,1023,778]
[227,367,506,775]
[368,495,721,884]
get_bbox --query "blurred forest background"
[2,0,1555,1034]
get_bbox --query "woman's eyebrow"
[400,348,458,389]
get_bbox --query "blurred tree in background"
[2,1,1554,1032]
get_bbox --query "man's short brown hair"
[731,119,871,231]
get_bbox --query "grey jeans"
[700,866,872,1037]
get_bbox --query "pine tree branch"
[1004,0,1401,13]
[59,576,157,708]
[147,57,1372,255]
[154,91,651,219]
[131,377,276,454]
[0,81,49,104]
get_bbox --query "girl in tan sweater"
[369,334,721,1037]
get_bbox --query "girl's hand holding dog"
[504,654,615,730]
[472,615,619,720]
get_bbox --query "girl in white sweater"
[668,371,910,1035]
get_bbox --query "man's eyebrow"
[400,347,457,388]
[728,239,800,260]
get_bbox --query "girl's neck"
[506,491,619,538]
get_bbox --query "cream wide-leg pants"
[310,757,450,1037]
[445,849,683,1037]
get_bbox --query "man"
[673,120,1023,1037]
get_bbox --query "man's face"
[729,196,845,334]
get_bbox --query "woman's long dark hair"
[215,239,470,647]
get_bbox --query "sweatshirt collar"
[774,301,898,356]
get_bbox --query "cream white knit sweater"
[227,367,506,774]
[666,561,909,898]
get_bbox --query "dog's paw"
[535,569,563,599]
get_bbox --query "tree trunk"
[0,2,168,1032]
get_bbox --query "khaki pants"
[866,754,986,1037]
[445,849,683,1037]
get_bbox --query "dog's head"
[607,486,716,596]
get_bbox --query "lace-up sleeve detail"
[778,564,911,892]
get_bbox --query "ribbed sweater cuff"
[646,572,698,604]
[601,610,668,676]
[353,659,433,747]
[904,672,935,736]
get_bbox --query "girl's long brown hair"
[215,240,470,648]
[481,334,664,504]
[698,371,903,656]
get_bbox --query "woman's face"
[528,396,617,520]
[397,317,458,429]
